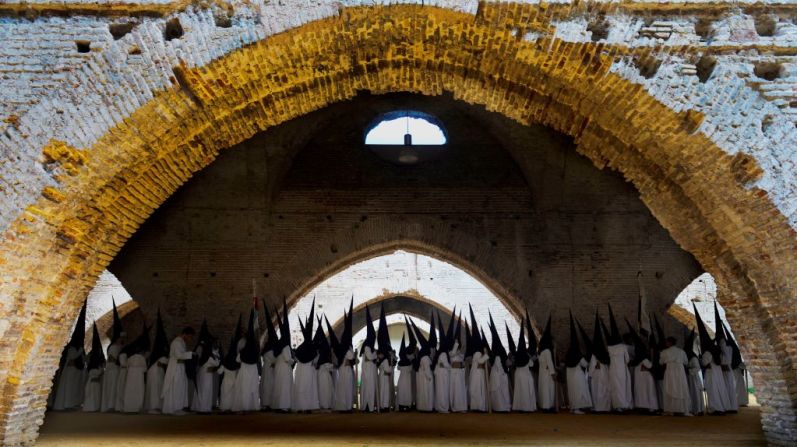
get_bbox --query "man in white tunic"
[82,322,105,412]
[191,319,219,413]
[537,316,557,412]
[122,325,150,413]
[564,312,590,414]
[587,313,612,412]
[695,304,731,414]
[606,306,633,411]
[359,305,379,412]
[234,310,262,412]
[161,327,196,415]
[659,336,691,415]
[53,299,87,411]
[145,311,170,413]
[630,333,659,413]
[396,328,416,411]
[101,301,125,412]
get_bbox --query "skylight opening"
[364,111,447,146]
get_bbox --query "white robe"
[660,346,691,414]
[260,351,276,409]
[687,356,705,415]
[633,360,659,411]
[416,355,434,411]
[272,346,295,410]
[191,354,219,413]
[537,349,556,410]
[449,350,468,412]
[588,356,611,412]
[566,358,591,411]
[293,360,319,411]
[489,360,511,412]
[82,368,103,412]
[144,356,168,413]
[100,343,121,412]
[378,359,394,410]
[359,347,378,411]
[219,366,238,411]
[701,351,732,413]
[233,358,260,412]
[397,361,415,408]
[719,343,738,411]
[318,362,335,409]
[735,366,749,406]
[333,349,355,411]
[434,353,451,413]
[122,353,147,413]
[468,352,489,411]
[607,344,633,410]
[161,337,193,414]
[114,352,128,412]
[53,346,85,410]
[513,362,538,412]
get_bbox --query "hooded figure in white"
[606,306,633,411]
[122,326,150,413]
[219,319,243,412]
[449,339,468,413]
[695,304,731,413]
[101,303,126,413]
[333,347,356,411]
[486,316,511,413]
[161,327,196,415]
[259,305,280,410]
[82,322,105,412]
[315,323,335,411]
[659,336,691,414]
[292,311,320,412]
[145,312,170,413]
[191,323,220,414]
[564,313,590,414]
[233,310,262,412]
[536,316,557,411]
[396,327,417,410]
[588,314,611,412]
[53,300,88,411]
[684,330,705,415]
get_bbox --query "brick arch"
[0,4,795,444]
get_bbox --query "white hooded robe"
[660,346,691,414]
[161,337,193,414]
[537,349,556,410]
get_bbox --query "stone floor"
[38,407,764,446]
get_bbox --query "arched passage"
[0,4,795,444]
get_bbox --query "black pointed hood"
[538,314,553,353]
[303,297,316,341]
[362,304,376,353]
[398,334,412,366]
[427,311,437,351]
[607,304,622,346]
[295,312,317,364]
[377,302,392,356]
[525,309,538,355]
[514,320,530,367]
[222,315,242,371]
[262,303,279,355]
[410,317,430,362]
[339,298,354,359]
[324,316,341,364]
[111,298,124,343]
[684,328,697,360]
[625,317,649,367]
[505,322,517,356]
[565,311,583,368]
[313,321,331,365]
[488,313,507,366]
[404,316,417,350]
[241,308,261,365]
[87,322,105,370]
[652,313,667,349]
[68,299,87,350]
[278,298,291,353]
[444,307,456,352]
[577,320,593,361]
[150,310,170,365]
[593,311,610,365]
[713,302,726,343]
[693,303,718,365]
[723,322,742,369]
[123,321,150,357]
[453,314,463,349]
[467,304,480,357]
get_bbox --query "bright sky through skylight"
[365,116,446,145]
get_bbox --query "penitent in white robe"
[53,346,85,410]
[735,366,748,406]
[122,353,147,413]
[434,354,451,413]
[114,352,128,412]
[396,360,415,408]
[293,360,319,412]
[489,361,511,412]
[687,356,704,415]
[449,349,468,413]
[260,351,276,409]
[537,349,556,410]
[588,356,611,412]
[607,344,633,410]
[272,346,295,411]
[513,362,538,412]
[416,356,434,412]
[218,367,237,411]
[191,354,219,413]
[660,346,691,414]
[144,357,168,413]
[161,337,194,414]
[233,358,261,412]
[633,360,659,411]
[701,352,731,413]
[100,343,121,412]
[378,359,394,410]
[468,352,489,411]
[360,347,378,412]
[82,368,103,412]
[566,358,591,412]
[719,343,738,411]
[333,349,355,411]
[318,362,335,410]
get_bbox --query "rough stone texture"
[0,1,796,444]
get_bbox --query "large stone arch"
[0,3,795,444]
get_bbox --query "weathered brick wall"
[0,1,796,444]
